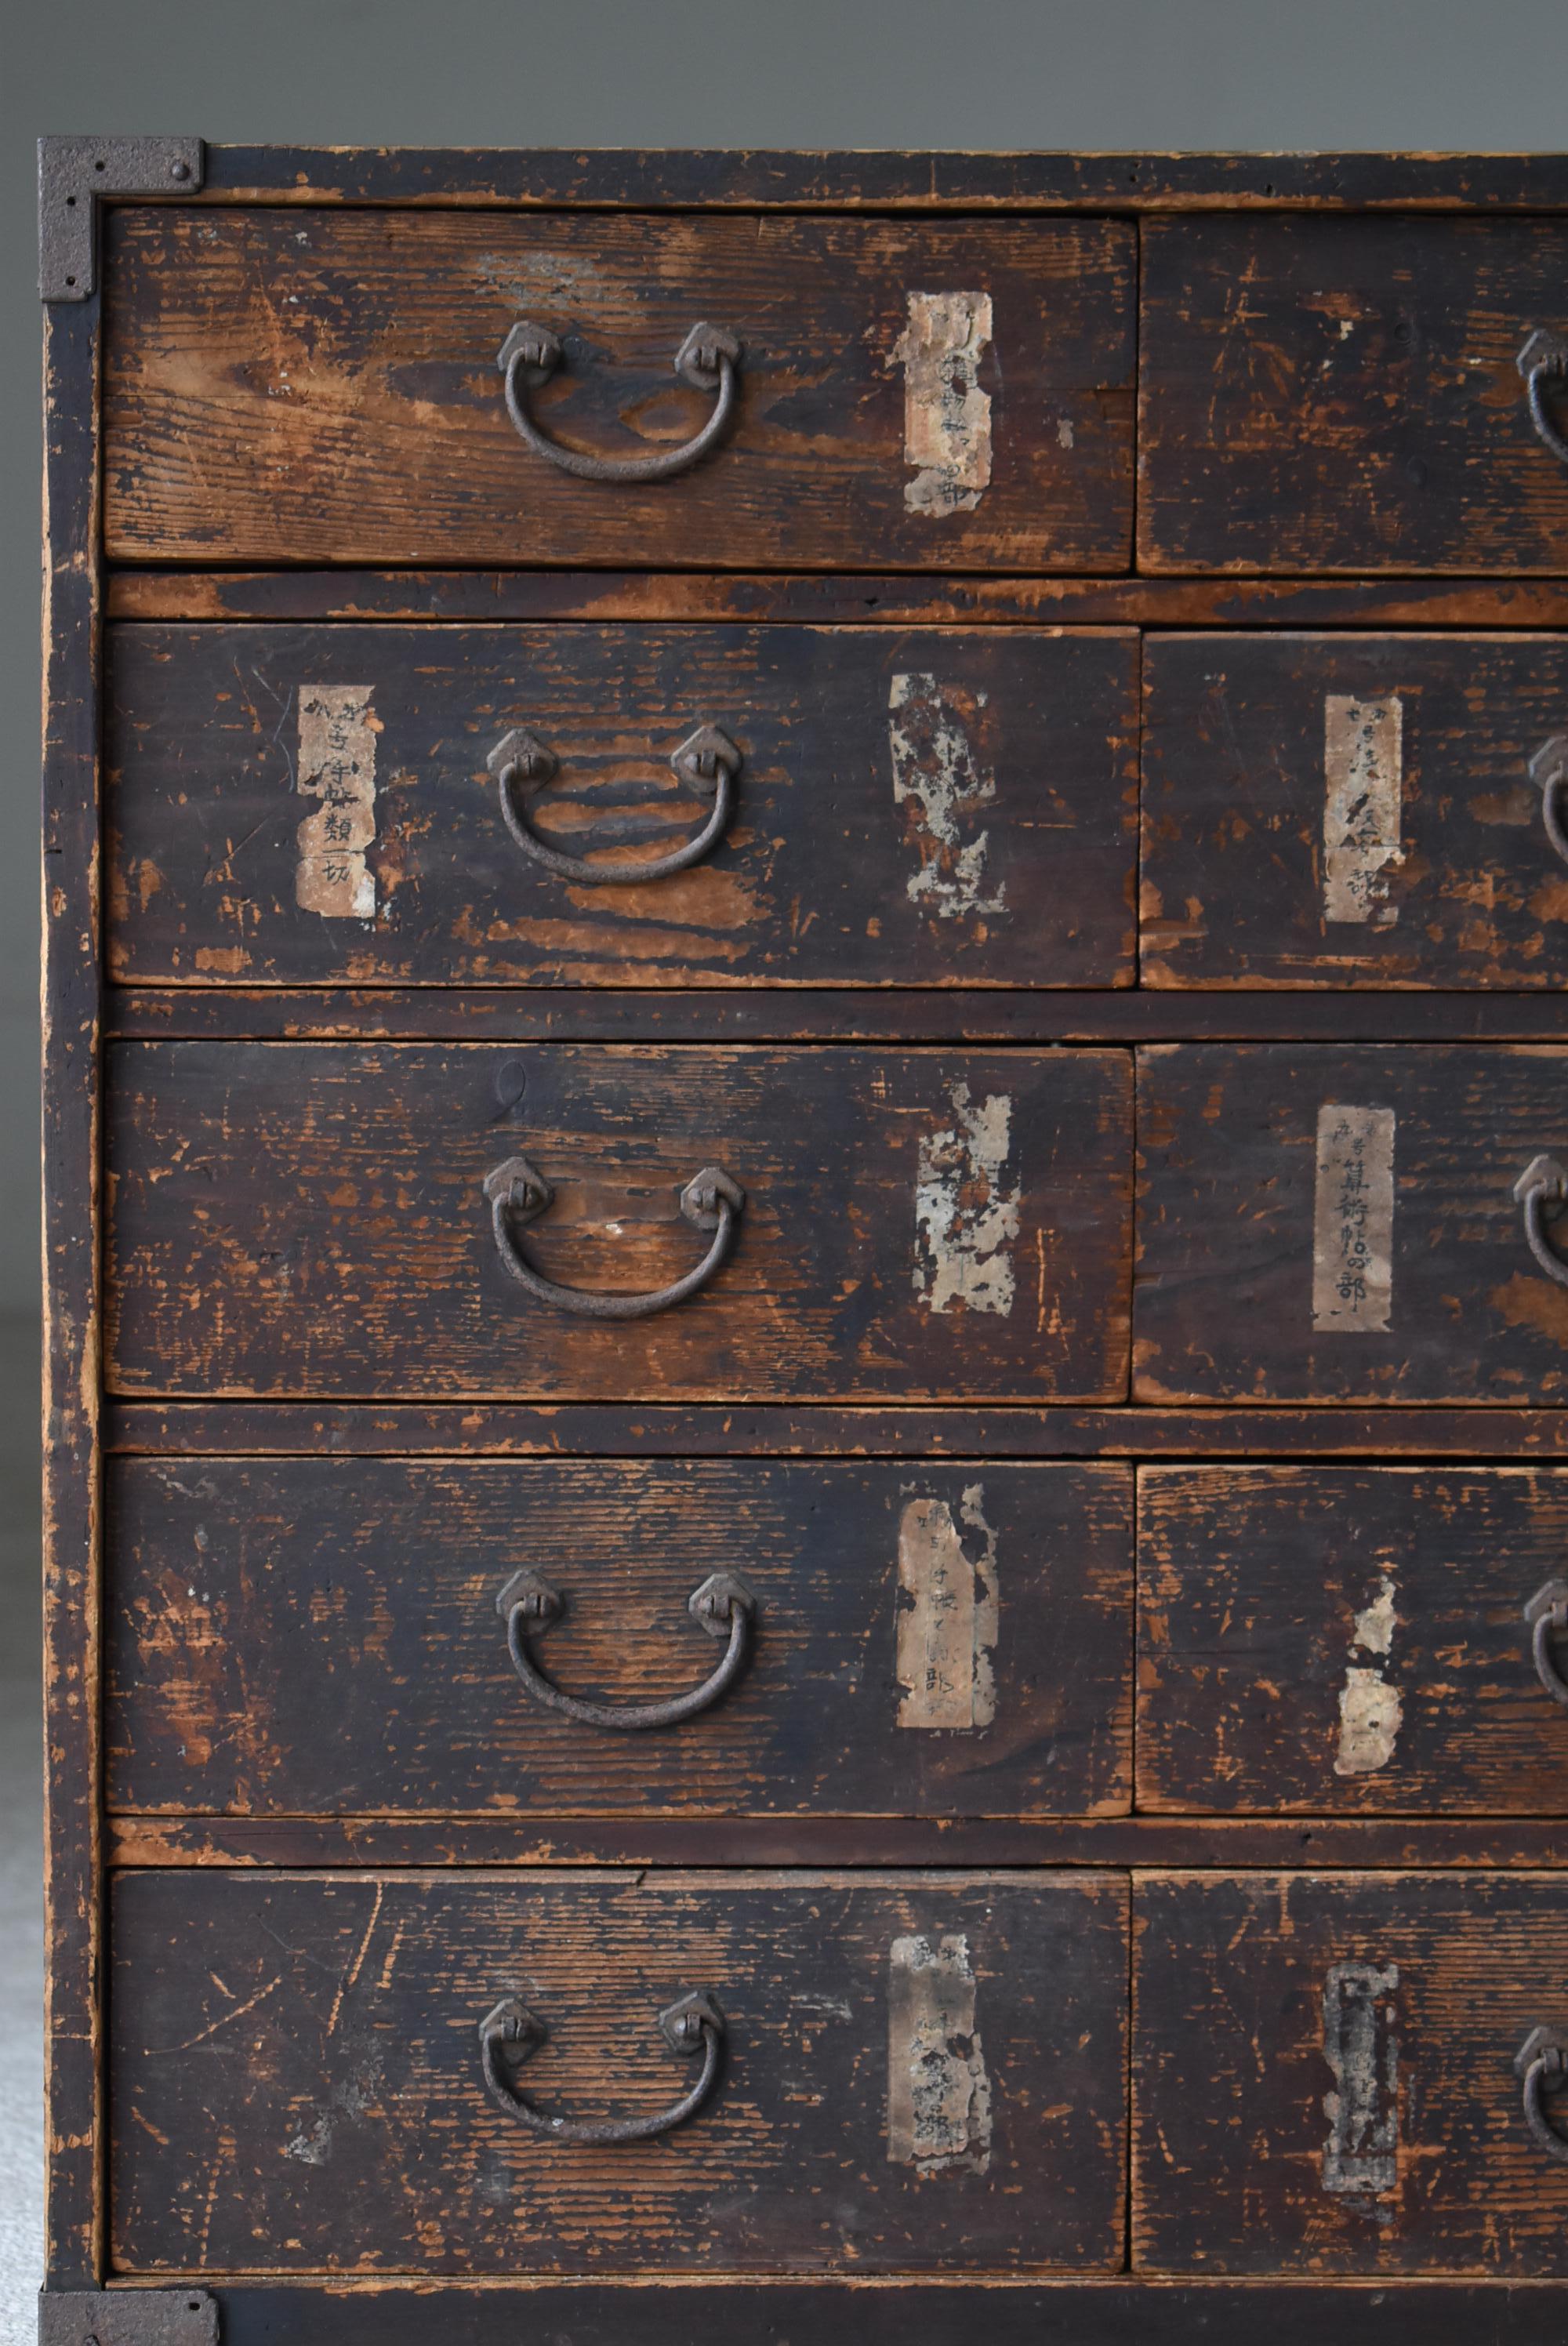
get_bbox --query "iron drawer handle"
[483,1152,744,1320]
[1515,1155,1568,1288]
[488,723,740,885]
[1530,736,1568,867]
[478,1989,725,2145]
[499,319,742,482]
[1519,332,1568,469]
[1525,1580,1568,1706]
[495,1566,756,1729]
[1516,2028,1568,2163]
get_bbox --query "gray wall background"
[2,0,1565,1313]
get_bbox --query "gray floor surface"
[2,1318,45,2346]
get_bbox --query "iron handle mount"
[1530,735,1568,870]
[1519,330,1568,470]
[1517,2027,1568,2163]
[497,1566,756,1730]
[484,1153,744,1320]
[479,1988,725,2145]
[499,318,742,483]
[488,722,740,885]
[1526,1578,1568,1708]
[1515,1154,1568,1288]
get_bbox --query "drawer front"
[1138,1467,1568,1814]
[107,623,1138,989]
[106,1042,1132,1402]
[1135,1044,1568,1404]
[111,1869,1128,2274]
[1141,634,1568,989]
[102,209,1134,571]
[107,1458,1132,1821]
[1139,218,1568,574]
[1134,1872,1568,2274]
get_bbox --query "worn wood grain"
[105,1457,1131,1821]
[104,1042,1132,1402]
[1142,635,1568,987]
[103,569,1568,629]
[1134,1044,1568,1404]
[1139,219,1568,576]
[102,210,1134,572]
[1138,1468,1568,1814]
[109,1869,1127,2275]
[106,623,1138,989]
[1134,1872,1568,2274]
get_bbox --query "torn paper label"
[296,685,377,920]
[887,672,1006,920]
[913,1083,1020,1317]
[1324,694,1403,927]
[1334,1574,1403,1776]
[896,1484,999,1730]
[890,292,993,518]
[1312,1105,1395,1334]
[1322,1959,1399,2196]
[887,1933,992,2176]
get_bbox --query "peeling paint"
[1334,1574,1403,1775]
[296,685,377,920]
[887,1933,992,2176]
[913,1083,1020,1317]
[887,672,1007,921]
[1312,1104,1395,1334]
[1324,694,1403,927]
[1321,1959,1399,2197]
[889,292,994,518]
[895,1484,999,1730]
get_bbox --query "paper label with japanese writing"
[296,685,377,920]
[1323,694,1403,927]
[1312,1104,1396,1334]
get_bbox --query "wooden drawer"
[1138,1468,1568,1814]
[1135,1044,1568,1404]
[101,209,1134,572]
[107,1457,1132,1821]
[105,1042,1132,1402]
[110,1868,1129,2274]
[1139,218,1568,574]
[1134,1872,1568,2274]
[107,623,1138,989]
[1141,634,1568,988]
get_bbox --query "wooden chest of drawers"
[39,140,1568,2346]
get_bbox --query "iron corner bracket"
[38,136,205,301]
[38,2289,219,2346]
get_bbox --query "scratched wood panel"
[104,1043,1132,1401]
[109,1868,1128,2274]
[1134,1044,1568,1404]
[1134,1872,1568,2273]
[1138,1468,1568,1814]
[1138,218,1568,574]
[1141,635,1568,988]
[106,623,1138,988]
[101,210,1134,571]
[105,1458,1131,1820]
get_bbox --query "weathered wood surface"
[1134,1044,1568,1403]
[107,623,1137,988]
[1139,220,1568,575]
[104,568,1568,629]
[110,1869,1128,2274]
[1134,1871,1568,2274]
[102,210,1134,571]
[1138,1468,1568,1814]
[104,986,1568,1045]
[105,1042,1132,1402]
[105,1458,1131,1821]
[40,290,104,2289]
[99,1400,1568,1460]
[201,2279,1568,2346]
[107,1814,1568,1875]
[1141,635,1568,988]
